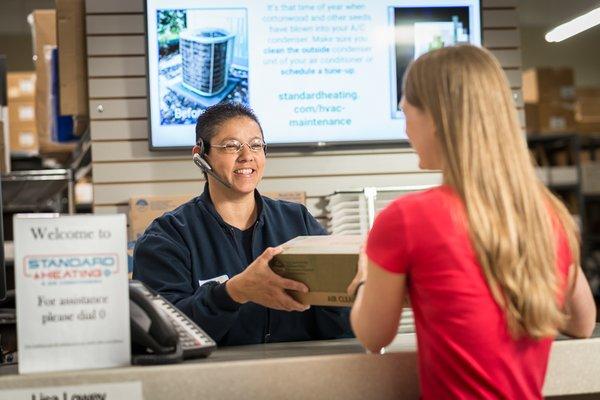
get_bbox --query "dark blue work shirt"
[133,184,353,346]
[231,225,255,267]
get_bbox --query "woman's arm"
[350,258,407,353]
[561,265,597,338]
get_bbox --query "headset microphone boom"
[192,149,232,189]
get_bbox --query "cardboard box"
[7,72,39,154]
[28,10,56,151]
[263,191,306,205]
[9,123,39,155]
[525,101,575,134]
[8,100,39,154]
[8,101,35,124]
[7,72,36,101]
[129,194,193,241]
[575,87,600,134]
[523,67,575,104]
[549,166,578,186]
[57,0,89,121]
[270,235,363,307]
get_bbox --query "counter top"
[1,327,600,399]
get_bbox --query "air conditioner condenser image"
[179,28,235,96]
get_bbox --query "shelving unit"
[527,133,600,298]
[325,185,437,335]
[0,131,92,241]
[1,169,74,214]
[326,185,436,235]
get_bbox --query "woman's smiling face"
[205,116,266,194]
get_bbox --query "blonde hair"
[403,45,579,339]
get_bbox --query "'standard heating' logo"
[23,253,120,281]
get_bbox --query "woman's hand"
[226,247,310,312]
[347,246,368,297]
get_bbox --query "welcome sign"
[14,214,130,374]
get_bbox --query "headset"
[192,138,232,189]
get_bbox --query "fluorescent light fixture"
[545,6,600,42]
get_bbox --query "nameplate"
[14,214,131,374]
[0,381,142,400]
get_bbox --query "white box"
[582,162,600,194]
[549,166,578,186]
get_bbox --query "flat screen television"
[145,0,481,150]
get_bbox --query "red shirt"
[366,186,571,400]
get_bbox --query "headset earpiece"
[192,144,212,172]
[192,143,230,188]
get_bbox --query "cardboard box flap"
[280,235,363,254]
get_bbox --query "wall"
[87,0,524,223]
[0,34,35,71]
[521,26,600,86]
[0,0,55,71]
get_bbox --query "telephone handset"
[129,280,216,365]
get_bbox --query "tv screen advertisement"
[145,0,481,150]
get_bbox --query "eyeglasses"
[208,138,267,154]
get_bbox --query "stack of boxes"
[576,87,600,194]
[7,72,39,155]
[523,67,576,135]
[575,87,600,135]
[524,67,600,195]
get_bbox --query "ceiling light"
[545,6,600,42]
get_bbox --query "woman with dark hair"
[134,102,352,346]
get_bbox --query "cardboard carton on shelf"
[270,235,363,307]
[28,9,56,153]
[575,87,600,134]
[523,67,575,104]
[128,194,194,241]
[7,72,40,154]
[8,102,35,124]
[9,123,39,155]
[7,102,39,155]
[7,72,36,101]
[525,101,576,135]
[56,0,89,122]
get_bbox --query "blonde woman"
[348,45,596,399]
